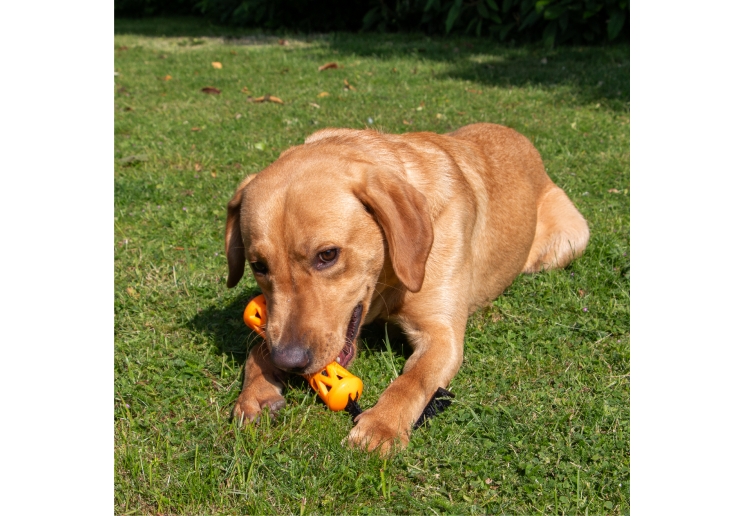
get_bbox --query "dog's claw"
[345,410,410,456]
[232,392,286,424]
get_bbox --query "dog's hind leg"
[523,186,590,274]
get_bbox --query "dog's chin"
[335,303,363,368]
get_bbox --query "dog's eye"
[317,248,339,268]
[250,261,268,275]
[319,249,337,262]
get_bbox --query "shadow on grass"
[327,34,629,111]
[115,16,629,112]
[358,319,411,358]
[188,289,259,360]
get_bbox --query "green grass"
[114,17,629,515]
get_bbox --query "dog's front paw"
[345,409,410,455]
[232,389,285,424]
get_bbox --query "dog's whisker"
[374,281,406,294]
[373,285,391,317]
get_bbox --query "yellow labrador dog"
[225,123,589,454]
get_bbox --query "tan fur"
[225,123,589,454]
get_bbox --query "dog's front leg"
[232,340,286,423]
[346,315,465,455]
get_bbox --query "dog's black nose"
[271,344,311,371]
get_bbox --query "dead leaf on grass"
[211,171,217,178]
[123,106,134,111]
[241,86,250,94]
[317,91,330,98]
[117,46,129,51]
[191,127,201,132]
[343,79,356,91]
[318,62,338,71]
[402,120,411,125]
[578,289,586,297]
[248,94,284,104]
[230,50,237,55]
[466,88,482,94]
[194,163,203,172]
[608,188,621,194]
[201,86,221,94]
[309,102,321,109]
[278,39,288,46]
[126,287,139,298]
[212,62,223,69]
[163,75,172,81]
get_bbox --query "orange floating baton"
[243,294,363,411]
[242,294,453,425]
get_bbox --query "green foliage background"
[115,0,629,47]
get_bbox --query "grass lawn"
[114,17,629,515]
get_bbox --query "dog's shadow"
[358,319,411,358]
[188,290,259,360]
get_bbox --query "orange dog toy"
[243,294,363,411]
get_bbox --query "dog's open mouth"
[337,303,363,367]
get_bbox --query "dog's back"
[306,123,588,313]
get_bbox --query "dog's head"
[225,132,433,375]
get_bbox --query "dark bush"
[194,0,369,32]
[365,0,629,46]
[115,0,629,46]
[115,0,198,17]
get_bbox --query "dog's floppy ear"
[354,168,433,293]
[225,174,257,288]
